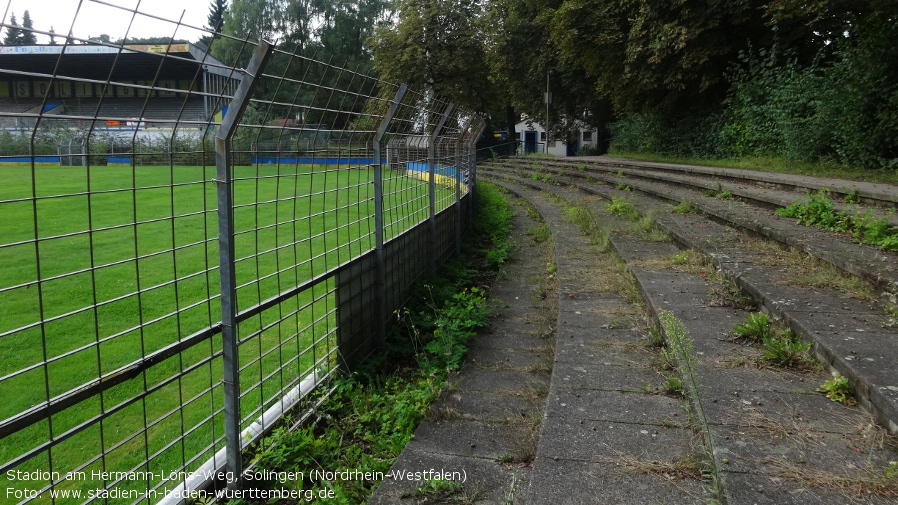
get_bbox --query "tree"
[88,34,112,44]
[215,0,284,67]
[483,0,610,148]
[370,0,496,114]
[207,0,228,33]
[119,37,189,45]
[549,0,773,116]
[316,0,392,69]
[483,0,551,139]
[20,10,36,45]
[200,0,227,47]
[3,13,22,45]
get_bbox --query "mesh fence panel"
[0,2,485,502]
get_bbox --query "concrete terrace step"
[369,202,555,504]
[616,236,898,504]
[485,160,898,297]
[482,169,898,503]
[483,165,898,436]
[513,156,898,227]
[489,180,709,504]
[528,155,898,206]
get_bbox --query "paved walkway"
[370,202,555,504]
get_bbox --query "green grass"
[607,150,898,185]
[0,164,455,500]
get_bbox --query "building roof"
[0,43,236,82]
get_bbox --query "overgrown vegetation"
[818,372,856,405]
[608,18,898,171]
[244,183,513,503]
[775,190,898,251]
[657,311,725,502]
[670,200,697,214]
[733,312,773,343]
[605,196,640,220]
[732,312,814,368]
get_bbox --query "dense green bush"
[610,21,898,171]
[611,113,726,158]
[720,44,826,160]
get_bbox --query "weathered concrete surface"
[370,200,553,505]
[489,181,709,504]
[481,166,898,504]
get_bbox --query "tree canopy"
[195,0,897,167]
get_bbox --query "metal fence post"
[214,41,273,491]
[372,85,407,346]
[454,125,466,257]
[468,120,486,223]
[428,104,454,273]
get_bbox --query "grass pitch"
[0,163,457,499]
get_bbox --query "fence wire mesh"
[0,2,485,502]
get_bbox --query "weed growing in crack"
[647,325,665,348]
[498,432,538,465]
[776,189,898,251]
[707,270,757,309]
[653,346,677,371]
[504,473,518,505]
[408,479,463,499]
[668,249,711,275]
[733,312,773,343]
[703,181,725,198]
[635,212,670,241]
[528,222,552,244]
[518,199,541,220]
[844,189,862,204]
[715,189,734,200]
[658,310,725,503]
[884,304,898,328]
[818,372,856,405]
[670,200,697,214]
[733,313,814,368]
[616,182,631,191]
[564,203,611,251]
[663,374,686,397]
[670,251,691,264]
[606,196,640,220]
[428,405,462,421]
[761,329,812,367]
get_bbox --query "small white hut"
[514,119,599,156]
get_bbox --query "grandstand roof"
[0,43,237,82]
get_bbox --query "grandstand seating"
[61,97,208,127]
[0,98,46,129]
[1,97,209,130]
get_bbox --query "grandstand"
[0,43,236,133]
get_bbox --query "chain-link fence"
[0,2,485,502]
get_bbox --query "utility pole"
[544,69,551,154]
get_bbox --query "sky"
[2,0,212,43]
